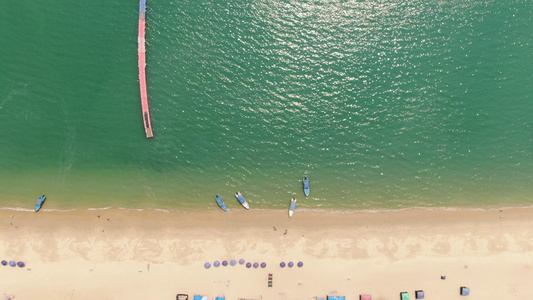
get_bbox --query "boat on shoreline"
[215,195,227,212]
[289,198,297,218]
[35,195,46,212]
[235,192,250,210]
[303,177,309,197]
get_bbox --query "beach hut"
[400,292,410,300]
[460,287,470,296]
[176,294,188,300]
[327,297,346,300]
[415,290,424,299]
[360,295,372,300]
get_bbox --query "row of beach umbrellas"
[1,260,25,267]
[204,259,303,269]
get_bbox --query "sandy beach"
[1,207,532,299]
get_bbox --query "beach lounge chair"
[268,273,273,287]
[193,296,208,300]
[215,297,225,300]
[415,290,424,299]
[400,292,410,300]
[176,294,188,300]
[360,295,372,300]
[327,297,346,300]
[460,287,470,296]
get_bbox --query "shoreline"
[2,202,533,214]
[1,207,533,299]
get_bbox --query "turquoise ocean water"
[0,0,531,211]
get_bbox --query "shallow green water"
[1,0,531,211]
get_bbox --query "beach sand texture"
[1,208,532,299]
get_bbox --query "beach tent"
[327,297,346,300]
[193,296,208,300]
[176,294,188,300]
[460,287,470,296]
[360,295,372,300]
[400,292,410,300]
[415,290,424,299]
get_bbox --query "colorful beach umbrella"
[222,260,228,266]
[230,259,237,266]
[1,260,6,266]
[9,261,16,267]
[214,261,220,267]
[239,259,245,265]
[204,262,211,269]
[297,261,303,267]
[17,261,25,267]
[280,262,286,268]
[246,262,252,268]
[288,262,294,268]
[261,262,266,268]
[253,262,259,268]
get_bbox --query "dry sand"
[1,207,533,299]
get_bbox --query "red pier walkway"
[138,0,153,138]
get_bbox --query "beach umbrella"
[9,261,16,267]
[214,261,220,267]
[280,262,286,268]
[261,262,266,268]
[239,259,245,265]
[1,260,6,266]
[288,262,294,268]
[297,261,303,267]
[253,262,259,268]
[204,262,211,269]
[222,260,228,266]
[230,259,237,266]
[246,262,252,268]
[17,261,25,267]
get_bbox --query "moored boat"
[288,198,297,218]
[215,195,227,212]
[235,192,250,210]
[303,177,309,196]
[35,195,46,212]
